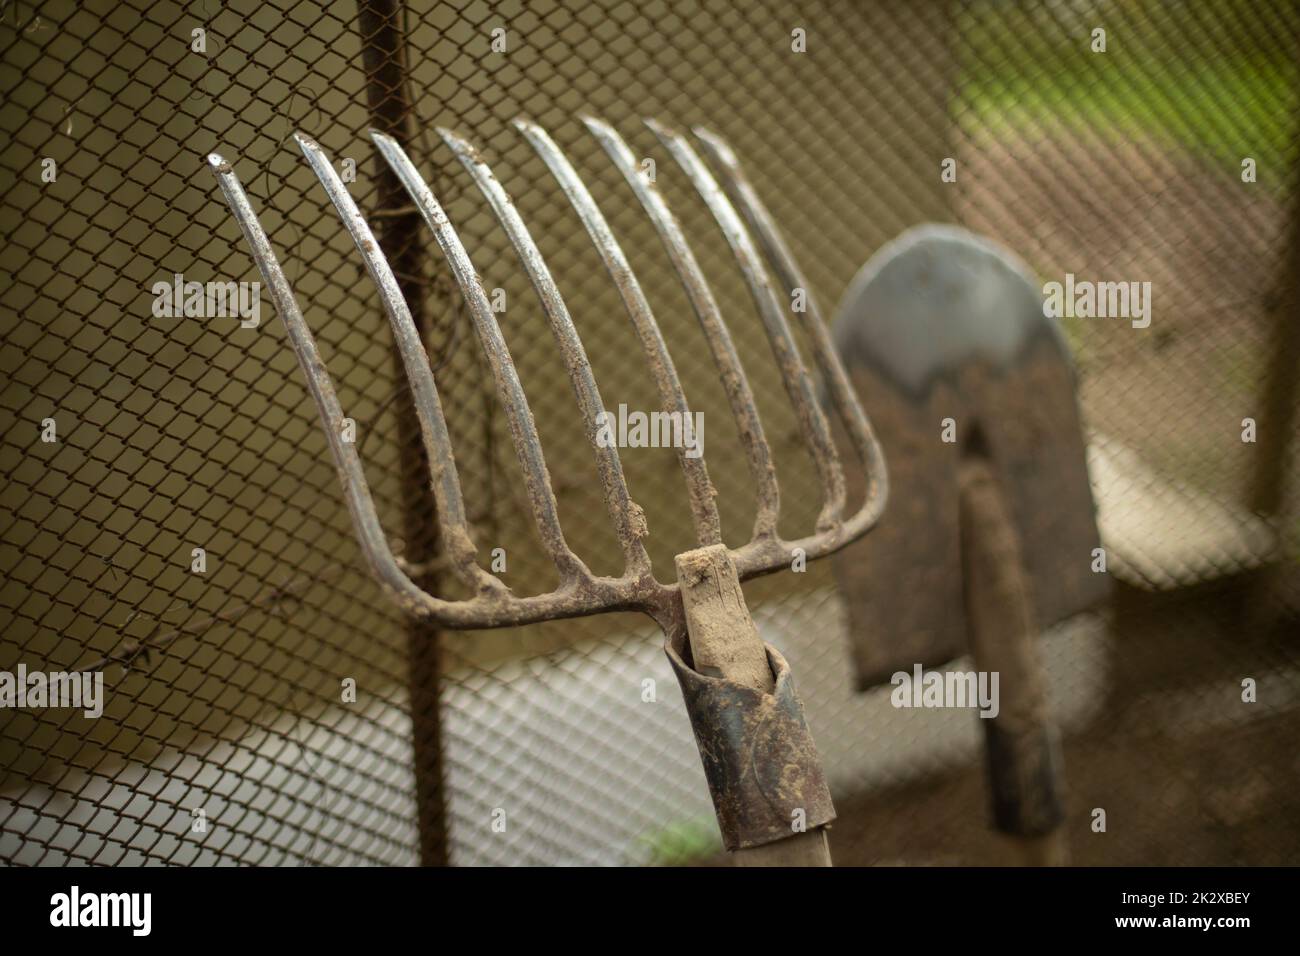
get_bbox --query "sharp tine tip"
[437,126,480,160]
[579,114,612,135]
[643,117,678,140]
[693,126,736,164]
[206,153,230,172]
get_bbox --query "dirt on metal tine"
[434,124,656,573]
[646,118,847,534]
[368,129,591,587]
[581,115,781,543]
[206,152,470,621]
[291,133,500,597]
[691,126,889,521]
[511,117,724,548]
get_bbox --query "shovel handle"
[958,458,1068,864]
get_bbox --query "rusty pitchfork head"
[208,117,888,634]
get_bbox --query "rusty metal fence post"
[1250,174,1300,519]
[356,0,448,866]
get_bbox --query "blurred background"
[1,0,1297,865]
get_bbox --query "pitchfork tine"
[581,116,780,542]
[691,126,889,525]
[292,133,502,596]
[369,130,590,586]
[511,117,723,547]
[646,118,847,532]
[434,124,655,572]
[206,152,466,618]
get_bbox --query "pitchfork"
[208,116,888,865]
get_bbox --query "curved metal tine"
[206,153,447,617]
[691,126,889,529]
[646,119,846,533]
[510,118,723,549]
[581,116,780,543]
[369,130,589,587]
[293,134,501,596]
[435,125,655,574]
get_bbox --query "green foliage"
[635,816,721,866]
[954,4,1298,170]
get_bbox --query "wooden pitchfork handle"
[676,545,834,866]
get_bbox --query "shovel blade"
[830,225,1107,689]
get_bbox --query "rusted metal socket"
[982,721,1066,837]
[665,627,836,850]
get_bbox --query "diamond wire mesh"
[1,0,1297,866]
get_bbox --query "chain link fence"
[2,0,1297,866]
